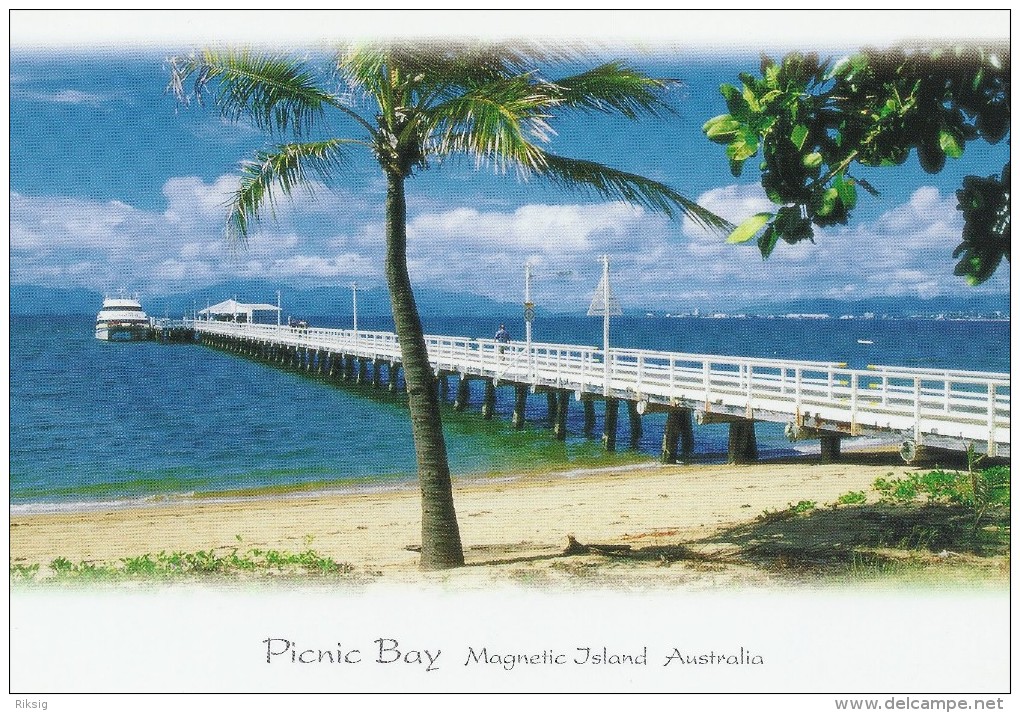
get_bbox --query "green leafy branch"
[702,45,1010,283]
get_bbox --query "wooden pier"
[187,320,1010,463]
[148,320,197,344]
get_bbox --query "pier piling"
[482,380,497,420]
[545,391,558,424]
[582,397,596,436]
[820,434,842,463]
[554,390,569,440]
[603,398,619,452]
[454,377,470,411]
[661,409,681,464]
[728,420,758,464]
[679,408,694,462]
[627,400,643,448]
[512,384,528,429]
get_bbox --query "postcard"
[8,9,1011,707]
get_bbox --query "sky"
[7,10,1012,314]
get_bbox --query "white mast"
[587,254,620,397]
[602,255,610,396]
[524,262,533,346]
[524,262,533,379]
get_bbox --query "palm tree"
[169,41,730,570]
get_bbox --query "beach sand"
[9,451,1006,589]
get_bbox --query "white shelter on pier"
[199,299,281,324]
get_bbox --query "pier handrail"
[610,346,846,370]
[866,363,1012,384]
[188,319,1009,386]
[188,318,1009,455]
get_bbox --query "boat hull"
[95,325,149,342]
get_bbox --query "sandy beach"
[15,449,1005,590]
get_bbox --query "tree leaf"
[857,179,881,197]
[790,124,809,151]
[757,225,780,258]
[725,128,759,162]
[827,55,853,80]
[939,129,964,159]
[726,212,774,244]
[719,83,748,118]
[703,114,741,141]
[815,187,839,216]
[741,83,760,112]
[833,173,857,210]
[802,152,823,169]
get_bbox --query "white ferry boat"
[95,295,150,341]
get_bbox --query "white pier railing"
[190,320,1010,457]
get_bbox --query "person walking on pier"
[495,324,511,355]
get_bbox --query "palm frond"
[227,139,358,241]
[552,62,678,119]
[169,50,338,136]
[338,41,578,115]
[344,40,559,89]
[535,151,734,233]
[426,76,563,172]
[336,45,394,119]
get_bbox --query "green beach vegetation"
[749,463,1011,585]
[10,545,357,584]
[168,43,729,570]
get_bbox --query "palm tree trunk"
[384,170,465,570]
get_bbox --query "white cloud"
[186,116,261,144]
[395,187,1009,308]
[245,231,302,255]
[682,184,774,242]
[270,253,375,280]
[407,202,660,254]
[663,183,1009,305]
[9,178,381,295]
[161,175,358,234]
[14,88,133,108]
[162,175,237,225]
[9,180,1008,310]
[150,259,220,284]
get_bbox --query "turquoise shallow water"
[9,314,1009,511]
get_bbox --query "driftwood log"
[562,535,632,557]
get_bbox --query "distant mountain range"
[10,282,1010,319]
[9,281,512,320]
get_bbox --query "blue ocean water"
[9,314,1009,511]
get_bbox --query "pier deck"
[189,320,1010,461]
